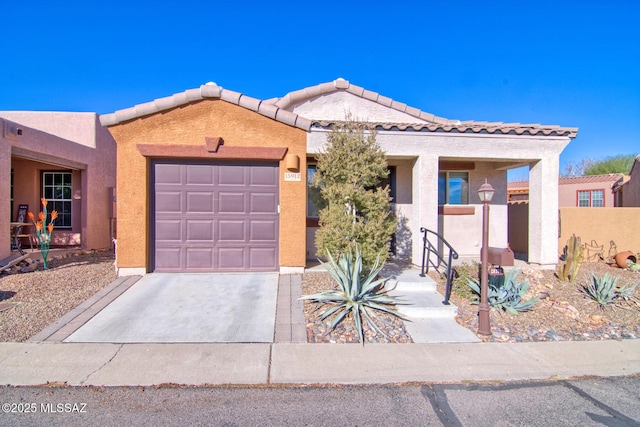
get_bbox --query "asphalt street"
[0,376,638,426]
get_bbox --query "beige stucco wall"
[0,114,116,261]
[106,100,307,274]
[439,163,509,261]
[558,207,640,259]
[307,129,568,267]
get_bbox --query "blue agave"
[300,247,407,344]
[467,268,539,314]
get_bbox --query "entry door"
[153,161,279,272]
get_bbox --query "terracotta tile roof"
[270,78,455,125]
[313,120,578,137]
[507,181,530,191]
[558,173,625,186]
[272,78,578,138]
[100,78,579,138]
[509,174,625,191]
[99,83,312,130]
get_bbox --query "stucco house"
[508,173,625,207]
[1,112,117,261]
[100,79,578,276]
[613,154,640,207]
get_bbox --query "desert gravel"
[0,250,116,342]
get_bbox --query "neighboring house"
[506,181,530,202]
[1,112,117,261]
[612,154,640,207]
[508,173,625,207]
[559,174,624,207]
[101,78,578,276]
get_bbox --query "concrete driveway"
[64,273,279,343]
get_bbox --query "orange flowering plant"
[27,198,58,269]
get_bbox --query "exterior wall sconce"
[477,179,495,336]
[285,153,300,171]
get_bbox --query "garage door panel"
[250,193,277,213]
[218,220,245,241]
[186,192,215,213]
[154,162,278,272]
[156,220,182,241]
[250,248,277,269]
[156,248,183,269]
[156,192,182,213]
[186,248,215,269]
[186,165,215,185]
[155,164,182,184]
[186,220,215,241]
[218,166,246,186]
[218,248,246,269]
[250,221,277,241]
[218,192,246,213]
[250,167,278,186]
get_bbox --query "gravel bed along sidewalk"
[0,250,116,342]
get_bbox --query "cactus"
[557,234,584,282]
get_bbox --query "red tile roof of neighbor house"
[100,78,579,138]
[507,181,530,191]
[558,173,625,186]
[508,174,626,192]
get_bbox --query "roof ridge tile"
[100,83,311,131]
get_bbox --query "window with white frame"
[43,171,72,227]
[577,189,604,207]
[438,171,469,205]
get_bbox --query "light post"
[477,179,495,336]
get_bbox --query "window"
[43,171,72,227]
[439,171,469,205]
[307,165,324,218]
[577,189,604,207]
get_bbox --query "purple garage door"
[153,161,279,272]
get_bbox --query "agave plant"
[300,247,407,344]
[467,268,539,314]
[579,274,640,308]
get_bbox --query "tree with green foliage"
[562,154,636,177]
[312,119,396,267]
[583,154,636,176]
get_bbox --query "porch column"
[411,155,439,266]
[528,157,560,268]
[0,144,11,260]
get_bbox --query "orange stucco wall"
[558,207,640,259]
[107,100,307,272]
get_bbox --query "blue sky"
[1,1,638,179]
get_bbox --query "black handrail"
[420,227,458,305]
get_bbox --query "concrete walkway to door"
[64,273,279,343]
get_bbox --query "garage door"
[153,161,279,272]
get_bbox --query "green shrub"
[467,269,539,314]
[312,118,396,268]
[300,247,407,344]
[451,262,479,299]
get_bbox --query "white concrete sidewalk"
[0,340,638,386]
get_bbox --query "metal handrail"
[420,227,458,305]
